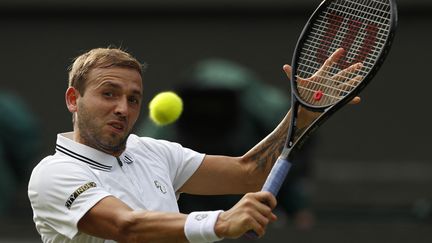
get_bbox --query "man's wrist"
[214,211,227,239]
[184,210,224,243]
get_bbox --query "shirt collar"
[55,132,117,171]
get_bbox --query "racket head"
[291,0,398,111]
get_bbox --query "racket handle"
[262,158,292,196]
[244,158,292,239]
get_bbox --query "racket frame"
[282,0,398,161]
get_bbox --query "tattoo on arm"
[244,113,291,171]
[244,108,315,172]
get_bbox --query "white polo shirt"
[28,132,205,243]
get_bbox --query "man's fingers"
[285,64,312,90]
[283,49,362,108]
[241,193,276,219]
[248,209,271,226]
[283,64,292,80]
[338,75,363,95]
[241,192,277,227]
[247,211,277,238]
[219,192,278,239]
[253,191,277,210]
[270,212,278,222]
[249,219,266,238]
[333,62,363,84]
[349,96,361,104]
[327,48,346,64]
[315,48,345,78]
[244,210,272,238]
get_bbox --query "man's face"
[74,67,143,156]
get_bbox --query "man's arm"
[78,196,188,243]
[78,192,277,242]
[179,110,293,195]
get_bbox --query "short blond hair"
[68,47,143,94]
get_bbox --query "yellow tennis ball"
[149,91,183,126]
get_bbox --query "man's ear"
[65,87,80,113]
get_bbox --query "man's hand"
[282,48,362,128]
[214,192,277,239]
[284,48,362,106]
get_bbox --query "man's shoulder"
[28,153,97,204]
[35,152,87,170]
[126,134,188,164]
[127,134,180,150]
[30,153,91,185]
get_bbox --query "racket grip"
[262,158,292,196]
[244,158,292,239]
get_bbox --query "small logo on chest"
[154,180,167,194]
[121,152,135,164]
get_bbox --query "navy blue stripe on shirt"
[56,144,112,172]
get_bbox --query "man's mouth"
[108,121,126,132]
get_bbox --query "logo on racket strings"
[317,11,379,69]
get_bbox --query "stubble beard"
[76,105,129,155]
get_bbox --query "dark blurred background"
[0,0,431,242]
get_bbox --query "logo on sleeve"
[65,182,97,209]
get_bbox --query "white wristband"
[184,210,224,243]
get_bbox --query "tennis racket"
[247,0,397,238]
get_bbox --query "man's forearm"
[242,111,292,174]
[122,211,188,243]
[78,196,188,243]
[241,107,321,185]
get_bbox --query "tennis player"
[28,47,354,242]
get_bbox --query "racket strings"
[296,0,392,106]
[297,82,346,100]
[296,71,358,91]
[311,21,390,43]
[297,57,362,105]
[331,0,391,22]
[296,66,359,89]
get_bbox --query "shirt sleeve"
[170,144,206,192]
[137,136,205,192]
[28,158,112,239]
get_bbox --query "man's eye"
[103,92,114,97]
[128,97,139,104]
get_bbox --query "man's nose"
[114,97,129,117]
